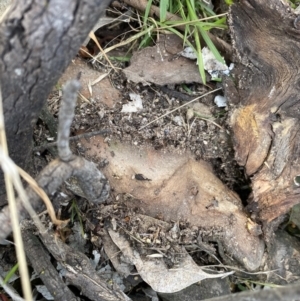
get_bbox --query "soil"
[37,68,246,191]
[28,3,260,299]
[2,1,300,300]
[30,55,258,288]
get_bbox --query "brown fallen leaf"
[108,228,233,293]
[123,34,203,86]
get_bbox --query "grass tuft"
[140,0,227,84]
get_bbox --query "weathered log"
[226,0,300,237]
[0,0,111,206]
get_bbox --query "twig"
[22,230,77,301]
[17,166,69,228]
[195,115,224,130]
[139,87,222,130]
[58,80,81,161]
[40,230,131,301]
[94,25,155,60]
[33,129,111,152]
[89,31,117,71]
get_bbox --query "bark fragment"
[226,0,300,233]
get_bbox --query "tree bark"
[0,0,111,206]
[23,230,77,301]
[225,0,300,237]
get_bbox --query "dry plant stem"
[22,229,77,301]
[0,149,47,235]
[89,31,117,71]
[196,116,223,130]
[17,166,69,228]
[0,274,25,301]
[94,24,154,60]
[139,87,222,130]
[33,129,111,152]
[122,0,233,59]
[58,80,81,161]
[40,230,131,301]
[0,86,32,300]
[57,80,110,202]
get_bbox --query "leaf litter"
[32,11,265,299]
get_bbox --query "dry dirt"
[30,34,260,297]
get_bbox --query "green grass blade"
[164,26,190,44]
[150,25,206,83]
[177,0,187,20]
[194,29,206,84]
[108,56,131,62]
[198,26,225,63]
[225,0,234,5]
[183,15,192,45]
[214,17,227,25]
[199,2,216,16]
[181,0,207,83]
[71,200,85,237]
[139,32,154,49]
[160,0,169,23]
[197,22,227,30]
[163,19,227,29]
[3,263,19,284]
[190,0,196,11]
[186,0,197,20]
[143,0,153,28]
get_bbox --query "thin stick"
[33,129,111,152]
[0,86,33,300]
[195,115,223,130]
[89,31,117,71]
[17,167,69,228]
[0,149,47,235]
[94,25,155,60]
[139,87,222,130]
[58,80,81,161]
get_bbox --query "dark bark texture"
[226,0,300,237]
[23,230,77,301]
[40,230,130,301]
[0,0,111,206]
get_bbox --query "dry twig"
[139,87,222,130]
[22,230,77,301]
[33,129,111,152]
